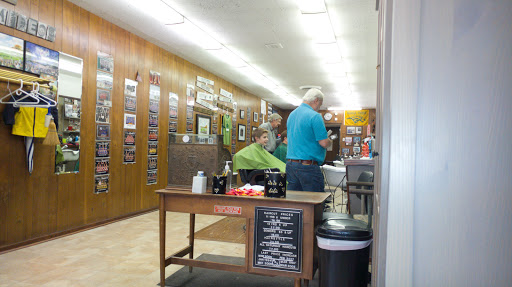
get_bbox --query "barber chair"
[320,164,347,212]
[238,168,280,186]
[346,171,374,228]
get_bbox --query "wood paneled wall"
[0,0,273,250]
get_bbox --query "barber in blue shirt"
[286,88,331,192]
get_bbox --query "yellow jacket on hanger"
[12,107,49,138]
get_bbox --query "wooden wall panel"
[0,0,289,250]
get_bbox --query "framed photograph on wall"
[240,109,245,120]
[355,126,362,134]
[238,124,246,141]
[251,126,257,143]
[253,112,259,122]
[0,33,24,71]
[96,124,110,141]
[347,126,356,135]
[195,114,211,135]
[24,41,59,77]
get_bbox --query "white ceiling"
[69,0,378,110]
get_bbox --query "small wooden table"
[157,186,328,287]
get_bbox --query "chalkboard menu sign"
[253,207,303,272]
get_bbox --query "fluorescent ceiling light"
[128,0,183,25]
[298,0,326,13]
[167,19,222,50]
[324,61,347,74]
[315,43,341,63]
[208,48,247,67]
[301,12,335,44]
[272,87,288,97]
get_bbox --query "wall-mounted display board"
[253,207,303,273]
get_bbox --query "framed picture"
[240,109,245,120]
[94,175,109,194]
[95,106,110,124]
[148,128,158,141]
[149,114,158,127]
[123,147,135,163]
[342,148,350,155]
[97,51,114,73]
[353,146,361,153]
[353,137,361,144]
[253,112,259,122]
[169,120,177,133]
[96,89,112,107]
[24,41,59,77]
[95,141,110,157]
[149,70,161,86]
[147,170,157,185]
[124,96,137,112]
[149,99,159,113]
[148,141,158,156]
[196,114,211,135]
[124,113,136,129]
[0,33,24,71]
[347,126,356,135]
[238,124,246,141]
[95,158,109,175]
[96,124,110,141]
[97,71,113,90]
[355,126,362,134]
[123,131,135,145]
[148,156,158,170]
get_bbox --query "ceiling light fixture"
[298,0,326,13]
[208,48,247,68]
[129,0,184,25]
[301,12,336,44]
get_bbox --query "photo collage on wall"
[123,78,138,164]
[186,84,194,133]
[147,70,160,185]
[169,92,178,133]
[94,51,113,194]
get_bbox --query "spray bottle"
[224,161,232,191]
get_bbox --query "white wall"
[385,0,512,286]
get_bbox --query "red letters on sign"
[214,205,242,215]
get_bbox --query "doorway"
[325,125,340,163]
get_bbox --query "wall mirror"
[55,53,83,174]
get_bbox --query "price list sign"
[253,207,303,272]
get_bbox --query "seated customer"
[272,130,288,163]
[233,128,286,173]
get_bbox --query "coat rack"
[0,68,56,107]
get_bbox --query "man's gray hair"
[268,113,282,122]
[302,88,324,103]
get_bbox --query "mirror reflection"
[55,53,83,174]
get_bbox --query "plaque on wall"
[253,207,303,273]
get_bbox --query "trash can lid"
[316,218,373,241]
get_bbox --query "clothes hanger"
[0,79,40,106]
[18,82,57,108]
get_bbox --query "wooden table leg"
[294,278,301,287]
[159,195,166,287]
[189,213,195,273]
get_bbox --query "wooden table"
[157,186,329,287]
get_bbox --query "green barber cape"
[233,143,286,172]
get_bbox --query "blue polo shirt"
[287,103,328,164]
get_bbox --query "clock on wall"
[323,112,333,121]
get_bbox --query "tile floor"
[0,211,245,287]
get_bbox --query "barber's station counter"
[343,158,375,214]
[157,186,329,287]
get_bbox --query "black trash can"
[315,218,373,287]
